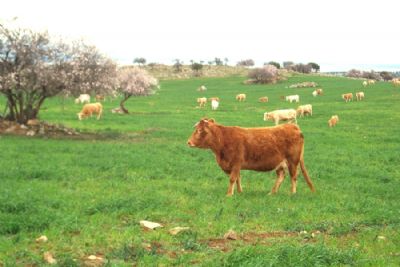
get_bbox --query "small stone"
[300,230,308,235]
[20,124,28,129]
[223,229,238,240]
[377,235,386,240]
[87,255,103,261]
[39,125,45,135]
[43,252,57,264]
[169,227,190,235]
[140,220,163,230]
[5,125,18,133]
[26,130,36,136]
[27,119,40,126]
[36,235,48,242]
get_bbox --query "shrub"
[290,63,312,73]
[266,61,281,69]
[346,69,363,78]
[308,62,320,72]
[362,70,381,80]
[283,61,294,69]
[248,64,279,84]
[380,71,393,81]
[191,62,203,76]
[237,59,255,67]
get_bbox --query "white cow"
[285,94,300,103]
[211,100,219,110]
[296,104,312,117]
[75,94,91,104]
[263,109,297,125]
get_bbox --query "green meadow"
[1,74,400,266]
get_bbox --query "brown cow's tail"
[300,144,316,192]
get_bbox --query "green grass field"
[1,74,400,266]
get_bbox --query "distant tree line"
[346,69,395,81]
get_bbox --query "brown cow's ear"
[208,118,215,123]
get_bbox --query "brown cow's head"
[187,118,216,149]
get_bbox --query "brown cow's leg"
[236,175,242,193]
[227,169,240,196]
[288,163,298,194]
[270,168,285,194]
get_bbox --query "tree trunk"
[119,94,131,114]
[2,93,47,124]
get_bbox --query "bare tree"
[117,67,158,113]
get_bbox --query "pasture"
[0,74,400,266]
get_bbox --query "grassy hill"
[0,74,399,266]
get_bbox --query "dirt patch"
[242,231,298,241]
[203,231,307,252]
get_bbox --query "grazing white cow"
[296,104,312,117]
[197,85,207,91]
[75,94,91,104]
[312,90,318,97]
[356,91,365,101]
[263,109,297,125]
[197,97,207,107]
[285,94,300,103]
[211,100,219,110]
[362,81,368,87]
[236,94,246,101]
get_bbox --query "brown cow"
[259,96,269,103]
[328,115,339,127]
[95,94,105,102]
[342,93,353,102]
[187,119,315,196]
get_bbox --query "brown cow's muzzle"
[187,140,195,147]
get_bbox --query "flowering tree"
[346,69,363,78]
[117,67,158,113]
[0,23,117,123]
[248,64,279,84]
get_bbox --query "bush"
[266,61,281,69]
[237,59,255,67]
[248,64,279,84]
[283,61,294,69]
[380,71,393,81]
[191,62,203,76]
[362,70,381,80]
[290,63,312,73]
[346,69,363,78]
[308,62,320,72]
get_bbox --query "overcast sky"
[1,0,400,71]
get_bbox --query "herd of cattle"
[196,83,367,128]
